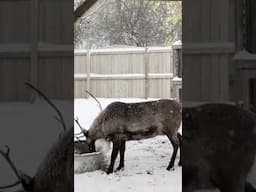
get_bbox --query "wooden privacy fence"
[0,0,73,101]
[74,46,180,99]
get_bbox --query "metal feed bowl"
[74,152,104,174]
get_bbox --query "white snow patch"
[75,136,181,192]
[173,77,182,81]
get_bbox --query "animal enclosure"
[74,46,181,99]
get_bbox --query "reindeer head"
[74,118,96,152]
[83,129,96,152]
[80,90,104,153]
[86,139,96,152]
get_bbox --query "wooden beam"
[74,73,173,80]
[0,44,30,57]
[0,43,73,58]
[183,42,235,54]
[74,47,172,56]
[86,50,91,98]
[38,43,73,57]
[74,0,98,23]
[30,0,39,101]
[144,47,150,99]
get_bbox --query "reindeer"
[84,99,182,174]
[182,103,256,192]
[0,83,73,192]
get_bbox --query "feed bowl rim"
[74,151,101,157]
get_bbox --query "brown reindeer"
[182,103,256,192]
[84,99,182,174]
[0,83,73,192]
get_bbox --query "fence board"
[0,0,73,101]
[74,47,178,98]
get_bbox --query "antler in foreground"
[0,145,32,190]
[74,117,88,138]
[25,82,67,131]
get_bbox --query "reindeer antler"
[74,117,88,138]
[85,90,103,112]
[0,145,21,189]
[25,82,67,131]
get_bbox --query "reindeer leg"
[167,134,179,171]
[177,133,182,166]
[116,140,126,171]
[107,140,120,174]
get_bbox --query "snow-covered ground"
[74,98,182,192]
[0,98,255,191]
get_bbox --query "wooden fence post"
[144,47,149,99]
[30,0,39,102]
[86,50,91,98]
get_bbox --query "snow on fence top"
[74,46,173,55]
[75,73,173,80]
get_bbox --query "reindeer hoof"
[116,165,124,171]
[116,168,124,172]
[166,164,174,171]
[106,169,114,174]
[167,167,175,171]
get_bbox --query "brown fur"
[87,99,182,173]
[3,127,74,192]
[182,103,256,192]
[32,127,73,192]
